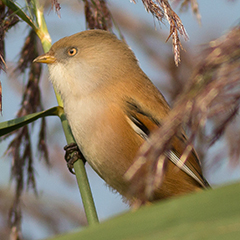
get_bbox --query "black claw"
[64,143,86,174]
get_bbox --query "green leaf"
[0,106,62,136]
[46,181,240,240]
[2,0,38,32]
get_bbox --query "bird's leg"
[64,143,86,174]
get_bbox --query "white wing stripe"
[167,151,205,187]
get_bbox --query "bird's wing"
[124,98,209,188]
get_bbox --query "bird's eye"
[67,47,78,57]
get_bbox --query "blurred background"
[1,0,240,239]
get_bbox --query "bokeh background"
[1,0,240,239]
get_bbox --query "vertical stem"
[34,0,99,225]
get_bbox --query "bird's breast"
[63,96,144,196]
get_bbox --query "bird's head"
[34,30,139,99]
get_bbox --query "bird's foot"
[64,143,86,174]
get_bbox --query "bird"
[34,29,209,205]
